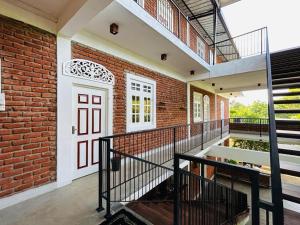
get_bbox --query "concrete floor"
[0,173,105,225]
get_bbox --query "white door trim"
[57,36,114,187]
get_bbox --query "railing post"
[105,139,111,219]
[173,127,176,155]
[251,173,260,225]
[260,118,262,137]
[97,138,104,212]
[174,154,180,225]
[201,122,204,150]
[220,119,223,139]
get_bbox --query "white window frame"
[186,21,190,47]
[134,0,144,8]
[197,37,206,59]
[193,92,203,123]
[203,95,210,122]
[126,73,156,132]
[157,0,174,32]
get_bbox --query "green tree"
[230,100,268,118]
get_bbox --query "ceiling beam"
[58,0,113,37]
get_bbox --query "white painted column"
[187,82,191,139]
[187,82,191,125]
[214,94,217,120]
[57,36,73,187]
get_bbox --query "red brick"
[0,15,56,198]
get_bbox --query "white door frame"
[57,36,114,187]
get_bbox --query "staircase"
[270,47,300,205]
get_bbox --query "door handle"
[72,126,77,134]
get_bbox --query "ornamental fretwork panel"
[63,59,115,85]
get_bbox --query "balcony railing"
[214,27,267,63]
[133,0,210,63]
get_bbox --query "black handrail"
[265,28,284,224]
[174,153,260,225]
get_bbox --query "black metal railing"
[264,27,283,224]
[214,27,267,63]
[98,137,173,217]
[174,153,260,225]
[103,119,229,167]
[132,0,210,63]
[229,118,269,137]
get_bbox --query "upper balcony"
[71,0,242,78]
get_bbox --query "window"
[157,0,173,32]
[127,73,156,132]
[197,37,205,59]
[134,0,144,7]
[193,92,203,123]
[186,22,190,46]
[203,95,210,122]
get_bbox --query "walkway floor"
[0,174,105,225]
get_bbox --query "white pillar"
[56,36,73,187]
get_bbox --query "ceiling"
[84,1,210,76]
[4,0,73,21]
[193,69,267,94]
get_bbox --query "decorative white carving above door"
[63,59,115,85]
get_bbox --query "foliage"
[230,100,268,118]
[230,89,300,119]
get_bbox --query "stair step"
[272,77,300,85]
[272,83,300,90]
[272,70,300,79]
[273,91,300,97]
[277,130,300,139]
[272,66,300,74]
[271,52,300,60]
[276,119,300,125]
[274,99,300,104]
[278,148,300,156]
[275,109,300,113]
[280,168,300,177]
[271,59,300,69]
[271,49,300,58]
[282,193,300,204]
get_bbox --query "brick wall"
[140,0,210,63]
[72,42,187,134]
[0,16,57,198]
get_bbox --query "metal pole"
[251,174,260,225]
[96,138,104,212]
[212,6,217,65]
[174,155,180,225]
[260,118,262,137]
[220,119,223,139]
[105,139,111,218]
[173,127,176,155]
[201,123,204,150]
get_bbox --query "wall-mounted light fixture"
[110,23,119,35]
[190,70,195,75]
[161,53,167,61]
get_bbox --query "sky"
[221,0,300,105]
